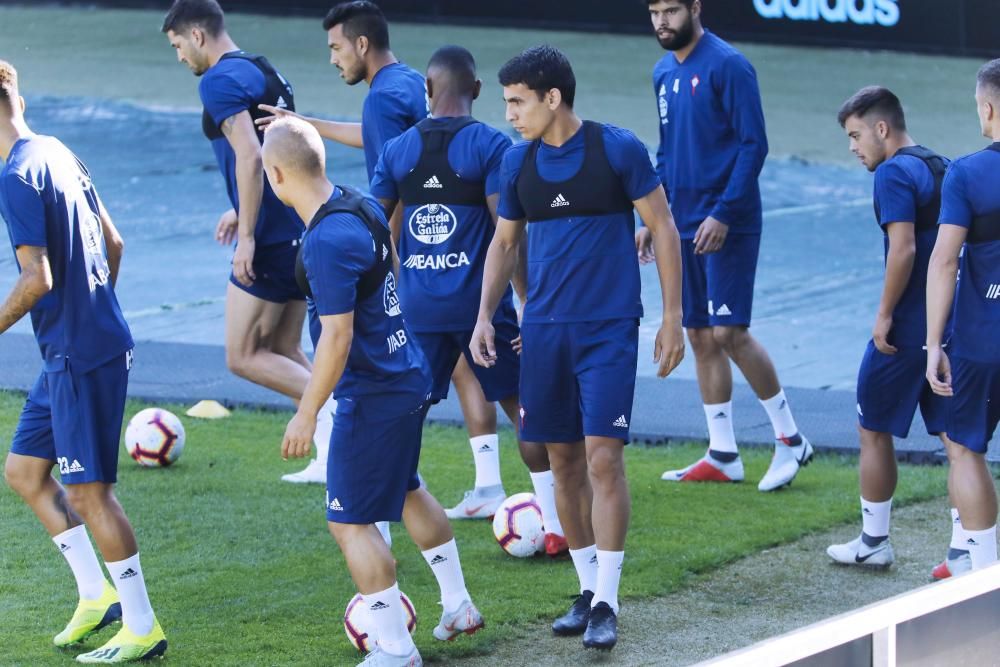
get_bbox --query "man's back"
[0,135,132,372]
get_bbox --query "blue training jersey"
[0,135,133,372]
[498,122,660,324]
[199,51,304,246]
[362,63,428,184]
[873,152,949,349]
[302,188,430,399]
[371,117,514,332]
[653,30,767,238]
[938,145,1000,364]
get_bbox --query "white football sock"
[569,544,598,594]
[470,434,502,489]
[314,395,337,468]
[362,583,415,657]
[965,526,998,569]
[421,539,470,613]
[105,553,155,635]
[529,470,563,536]
[861,497,892,538]
[703,402,737,454]
[949,508,967,551]
[760,390,800,441]
[53,525,105,600]
[593,550,624,614]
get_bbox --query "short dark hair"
[322,1,390,51]
[837,86,906,131]
[977,58,1000,98]
[161,0,225,37]
[498,45,576,109]
[646,0,695,6]
[0,60,19,112]
[427,45,477,96]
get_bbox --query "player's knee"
[587,447,625,484]
[519,442,550,472]
[3,457,42,497]
[224,346,255,378]
[547,448,586,482]
[64,484,108,519]
[711,326,743,352]
[687,328,720,357]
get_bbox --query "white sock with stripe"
[53,525,105,600]
[105,553,155,635]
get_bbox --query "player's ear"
[692,0,703,19]
[425,77,434,102]
[18,95,25,116]
[547,88,562,110]
[271,164,284,186]
[356,35,369,58]
[876,119,889,140]
[472,79,482,101]
[191,27,204,48]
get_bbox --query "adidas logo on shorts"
[329,497,344,511]
[423,175,444,189]
[716,304,732,316]
[550,193,570,208]
[68,460,86,473]
[613,415,629,428]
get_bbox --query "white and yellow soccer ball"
[492,492,545,558]
[343,590,417,652]
[124,408,185,467]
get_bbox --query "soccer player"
[0,60,167,663]
[161,0,337,485]
[826,87,967,576]
[262,117,484,666]
[642,0,812,491]
[257,1,503,492]
[370,45,567,554]
[471,46,685,650]
[925,59,1000,571]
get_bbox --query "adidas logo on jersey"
[276,95,288,109]
[986,284,1000,300]
[329,497,344,511]
[429,554,448,565]
[423,175,444,189]
[68,460,86,473]
[119,568,138,580]
[550,193,570,208]
[613,415,629,428]
[370,601,390,611]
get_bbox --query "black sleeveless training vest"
[397,117,485,206]
[874,145,948,232]
[295,186,392,301]
[202,51,295,141]
[968,143,1000,245]
[515,121,633,222]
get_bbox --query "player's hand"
[232,237,257,286]
[926,345,953,397]
[215,208,238,246]
[872,313,897,355]
[511,333,522,356]
[281,411,317,460]
[635,227,655,264]
[255,104,302,130]
[470,319,497,368]
[693,216,728,254]
[653,318,685,378]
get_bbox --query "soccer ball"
[124,408,185,467]
[343,590,417,652]
[492,492,545,558]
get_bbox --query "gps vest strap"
[397,116,485,206]
[295,186,392,301]
[202,51,295,141]
[874,146,948,232]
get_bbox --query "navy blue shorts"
[681,234,760,329]
[325,393,428,524]
[856,342,947,439]
[11,353,131,485]
[417,315,520,404]
[229,239,305,304]
[945,356,1000,454]
[518,319,638,443]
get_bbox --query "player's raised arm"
[635,186,685,377]
[221,110,264,285]
[471,215,525,367]
[256,104,364,148]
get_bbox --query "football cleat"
[661,453,744,483]
[432,599,484,641]
[932,552,972,580]
[758,435,813,492]
[356,646,422,667]
[582,602,618,651]
[827,534,894,568]
[281,458,325,484]
[552,590,593,636]
[444,488,505,520]
[54,581,122,647]
[544,533,570,558]
[75,619,167,663]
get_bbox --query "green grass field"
[0,391,949,666]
